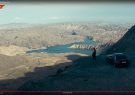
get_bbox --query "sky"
[0,2,135,24]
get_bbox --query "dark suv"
[106,53,130,67]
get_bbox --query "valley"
[0,22,134,90]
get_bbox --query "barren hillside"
[0,22,130,49]
[106,25,135,54]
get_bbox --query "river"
[27,37,99,55]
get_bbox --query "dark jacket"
[92,49,96,57]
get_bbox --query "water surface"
[27,38,98,55]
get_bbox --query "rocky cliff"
[106,25,135,54]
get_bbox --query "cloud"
[15,17,24,20]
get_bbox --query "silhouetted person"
[92,48,96,61]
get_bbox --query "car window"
[116,55,127,60]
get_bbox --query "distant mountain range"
[0,22,132,49]
[0,23,34,29]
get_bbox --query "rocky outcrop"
[69,42,113,52]
[69,44,96,50]
[106,25,135,54]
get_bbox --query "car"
[106,53,130,67]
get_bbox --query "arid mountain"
[0,23,134,90]
[0,22,130,49]
[17,24,135,91]
[106,25,135,54]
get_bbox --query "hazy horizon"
[0,2,135,24]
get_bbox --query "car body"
[106,53,130,67]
